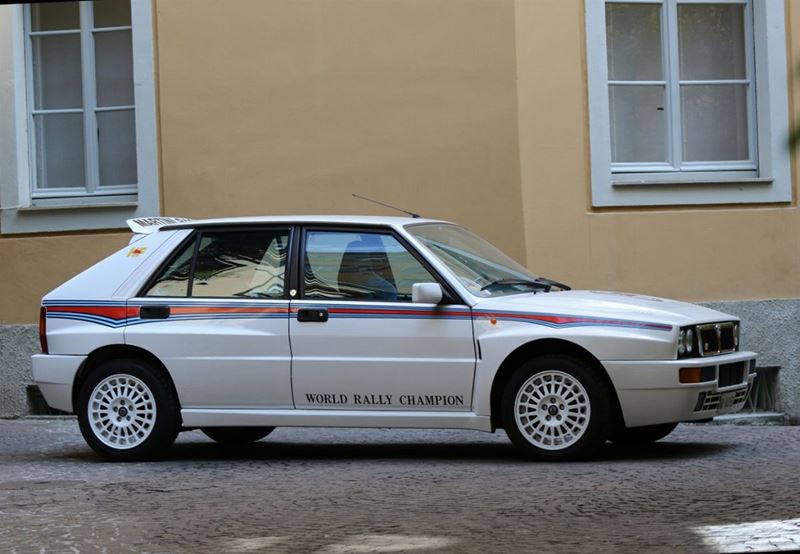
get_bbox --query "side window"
[145,229,289,298]
[304,230,436,302]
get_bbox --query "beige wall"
[2,0,800,323]
[156,0,526,257]
[0,233,129,324]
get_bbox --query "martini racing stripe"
[43,301,670,331]
[43,301,290,328]
[473,309,672,332]
[290,304,472,320]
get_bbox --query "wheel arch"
[71,344,181,416]
[489,338,624,430]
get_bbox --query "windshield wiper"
[533,277,571,291]
[480,278,571,293]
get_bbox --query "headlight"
[677,326,695,357]
[733,324,739,348]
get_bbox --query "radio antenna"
[352,193,421,218]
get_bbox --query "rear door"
[289,227,476,411]
[125,226,294,409]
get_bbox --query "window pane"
[609,85,667,163]
[31,34,83,110]
[145,237,196,297]
[304,231,434,302]
[98,110,137,186]
[605,3,663,81]
[31,2,79,31]
[192,231,289,298]
[679,4,746,80]
[93,0,132,28]
[33,113,85,189]
[94,30,134,107]
[681,84,749,162]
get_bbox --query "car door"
[125,226,294,409]
[289,227,476,411]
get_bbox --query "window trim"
[0,0,159,234]
[586,0,792,207]
[297,225,464,305]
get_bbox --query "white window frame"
[586,0,791,207]
[0,0,159,234]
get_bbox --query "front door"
[290,228,476,411]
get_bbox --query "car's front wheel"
[77,358,180,462]
[502,355,612,461]
[201,427,274,444]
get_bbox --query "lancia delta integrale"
[33,216,757,461]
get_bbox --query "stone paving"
[1,418,799,553]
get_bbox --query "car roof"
[160,215,450,230]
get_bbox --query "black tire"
[77,358,180,462]
[201,427,274,444]
[501,354,613,461]
[609,422,678,445]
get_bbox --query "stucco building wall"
[1,0,799,417]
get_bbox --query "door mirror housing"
[412,283,443,304]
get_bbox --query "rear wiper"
[480,278,571,292]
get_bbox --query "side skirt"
[181,408,494,432]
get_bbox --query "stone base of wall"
[0,325,39,417]
[702,299,800,423]
[2,299,798,419]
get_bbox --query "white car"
[33,216,756,461]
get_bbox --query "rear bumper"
[603,351,757,428]
[31,354,86,413]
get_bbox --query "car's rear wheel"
[77,358,179,462]
[502,355,612,461]
[609,422,678,445]
[201,427,274,444]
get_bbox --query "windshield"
[408,223,541,297]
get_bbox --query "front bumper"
[603,350,757,428]
[31,354,86,413]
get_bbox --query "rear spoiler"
[126,217,194,243]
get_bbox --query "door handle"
[297,308,328,322]
[139,305,170,319]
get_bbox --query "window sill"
[16,201,139,213]
[612,177,774,187]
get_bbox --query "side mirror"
[412,282,443,304]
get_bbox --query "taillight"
[39,306,48,354]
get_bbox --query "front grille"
[694,387,749,412]
[696,322,737,357]
[719,362,746,388]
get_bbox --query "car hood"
[472,290,736,328]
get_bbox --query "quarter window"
[303,231,436,302]
[146,230,290,298]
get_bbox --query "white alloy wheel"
[88,374,157,450]
[514,370,591,451]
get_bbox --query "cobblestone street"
[1,418,799,553]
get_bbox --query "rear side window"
[145,229,290,298]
